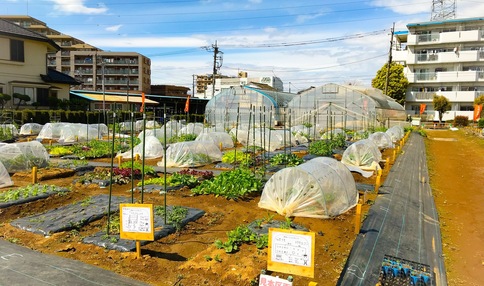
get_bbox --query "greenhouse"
[230,127,297,152]
[204,85,295,129]
[286,83,406,131]
[258,157,358,218]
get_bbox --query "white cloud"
[370,0,430,15]
[105,25,122,32]
[49,0,108,15]
[87,37,209,48]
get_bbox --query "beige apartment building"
[0,15,151,94]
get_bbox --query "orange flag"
[474,104,482,121]
[419,103,426,115]
[184,95,190,113]
[140,92,145,112]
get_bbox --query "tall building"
[0,15,151,93]
[393,17,484,121]
[194,72,284,99]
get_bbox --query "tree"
[12,93,31,110]
[475,95,484,106]
[433,95,451,123]
[0,93,12,109]
[371,62,409,105]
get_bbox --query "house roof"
[41,68,81,85]
[0,19,59,50]
[71,91,159,105]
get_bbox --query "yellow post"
[385,156,391,170]
[219,142,223,151]
[136,240,141,259]
[49,140,52,146]
[375,169,382,194]
[117,156,122,166]
[32,166,38,184]
[27,138,31,142]
[308,282,318,286]
[392,149,396,162]
[135,154,140,162]
[354,203,362,234]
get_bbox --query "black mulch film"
[0,185,70,209]
[83,206,205,252]
[10,194,129,236]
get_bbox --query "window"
[10,39,24,62]
[12,86,34,105]
[36,88,49,106]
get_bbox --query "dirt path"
[425,129,484,285]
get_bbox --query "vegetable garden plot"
[0,184,69,209]
[19,123,43,135]
[195,131,234,149]
[341,139,382,171]
[10,195,129,236]
[0,140,50,173]
[118,135,164,159]
[369,131,394,150]
[158,141,222,167]
[83,205,205,252]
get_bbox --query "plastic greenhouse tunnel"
[258,157,358,219]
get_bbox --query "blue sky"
[2,0,483,93]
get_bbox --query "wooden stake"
[117,155,122,166]
[354,204,362,234]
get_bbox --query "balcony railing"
[417,34,439,43]
[416,54,438,62]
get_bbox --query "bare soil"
[2,129,483,286]
[425,128,484,286]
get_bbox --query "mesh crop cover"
[157,141,222,167]
[19,123,43,135]
[258,157,358,218]
[118,136,164,159]
[368,132,393,150]
[0,141,50,173]
[341,139,382,171]
[195,132,234,149]
[0,161,13,188]
[386,125,404,142]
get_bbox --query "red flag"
[140,92,145,112]
[474,104,482,121]
[184,95,190,113]
[419,103,426,115]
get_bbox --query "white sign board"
[120,204,154,241]
[259,274,292,286]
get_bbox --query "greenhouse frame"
[287,83,406,132]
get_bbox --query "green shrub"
[478,118,484,128]
[308,140,333,156]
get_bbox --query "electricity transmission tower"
[430,0,456,21]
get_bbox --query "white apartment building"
[393,17,484,121]
[194,72,284,99]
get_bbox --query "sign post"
[119,203,154,258]
[267,228,315,278]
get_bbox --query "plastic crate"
[378,255,434,286]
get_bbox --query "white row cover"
[178,123,204,136]
[195,132,234,149]
[0,124,19,137]
[341,139,382,172]
[157,141,222,167]
[37,123,108,140]
[0,141,50,173]
[137,128,177,144]
[0,161,13,188]
[231,128,298,152]
[386,125,405,142]
[259,157,358,218]
[117,136,164,159]
[368,132,393,150]
[19,123,43,135]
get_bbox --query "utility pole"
[384,23,395,96]
[210,41,223,98]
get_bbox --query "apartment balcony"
[407,30,483,45]
[408,50,483,64]
[406,91,478,102]
[407,70,484,83]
